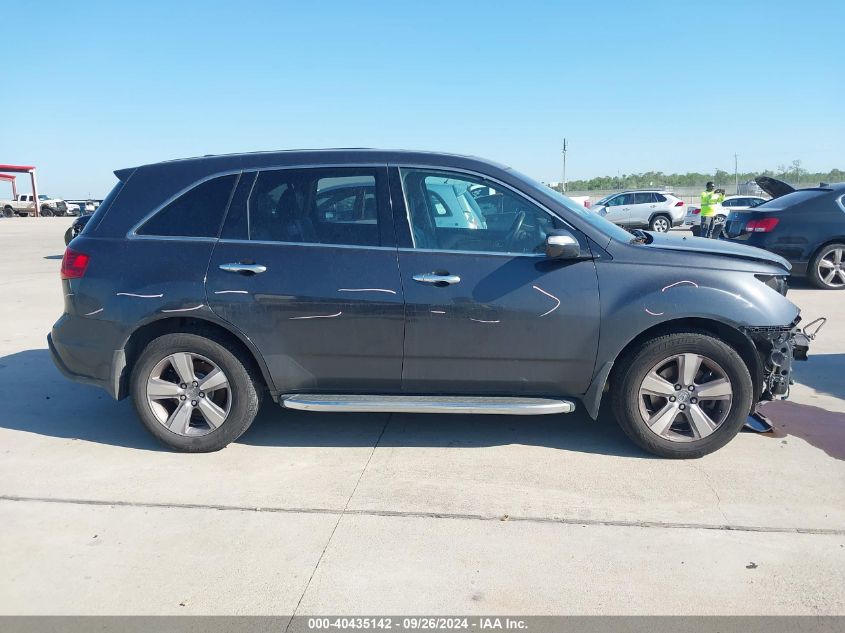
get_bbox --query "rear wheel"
[611,332,752,458]
[808,243,845,290]
[649,214,671,233]
[64,227,74,245]
[130,333,262,452]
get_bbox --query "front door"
[603,192,633,226]
[206,167,405,393]
[391,167,600,397]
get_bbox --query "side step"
[281,394,575,415]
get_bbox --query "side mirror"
[545,231,581,259]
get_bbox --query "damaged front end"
[742,316,826,431]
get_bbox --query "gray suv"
[50,150,816,458]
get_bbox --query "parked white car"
[64,200,98,216]
[684,195,767,228]
[590,190,686,232]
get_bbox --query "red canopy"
[0,164,36,173]
[0,164,37,211]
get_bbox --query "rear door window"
[137,174,237,238]
[245,168,383,247]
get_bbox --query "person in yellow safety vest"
[700,181,725,238]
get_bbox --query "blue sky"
[3,0,843,198]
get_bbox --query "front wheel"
[2,206,13,218]
[40,206,54,217]
[808,243,845,290]
[611,332,753,458]
[649,214,671,232]
[130,333,262,452]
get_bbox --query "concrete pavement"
[1,218,843,616]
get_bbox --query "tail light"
[745,218,780,233]
[692,208,701,215]
[674,201,684,207]
[60,247,90,279]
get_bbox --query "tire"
[64,227,74,245]
[808,243,845,290]
[649,214,671,233]
[2,206,13,218]
[690,224,701,237]
[130,333,263,452]
[40,206,54,217]
[611,332,753,458]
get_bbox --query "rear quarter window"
[136,174,238,238]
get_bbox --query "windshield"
[508,170,635,243]
[38,194,50,200]
[755,189,830,211]
[594,194,613,205]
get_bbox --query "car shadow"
[758,400,845,461]
[43,255,63,260]
[0,348,652,458]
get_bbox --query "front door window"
[400,169,565,255]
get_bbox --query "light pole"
[734,153,739,194]
[561,139,568,193]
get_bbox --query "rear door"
[631,192,658,225]
[391,166,600,397]
[206,166,405,394]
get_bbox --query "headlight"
[755,274,789,296]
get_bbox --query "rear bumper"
[49,315,126,399]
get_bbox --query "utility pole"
[561,139,568,193]
[734,153,739,194]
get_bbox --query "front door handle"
[219,262,267,275]
[412,273,461,286]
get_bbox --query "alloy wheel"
[637,353,733,442]
[651,217,670,232]
[818,247,845,288]
[145,352,231,436]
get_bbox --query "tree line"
[558,161,844,192]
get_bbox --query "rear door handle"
[412,273,461,285]
[219,262,267,275]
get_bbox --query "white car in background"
[685,195,767,233]
[590,190,686,232]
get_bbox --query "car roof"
[114,149,512,181]
[609,189,676,195]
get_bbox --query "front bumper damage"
[742,316,826,432]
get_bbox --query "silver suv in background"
[591,190,686,232]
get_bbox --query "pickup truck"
[1,194,69,217]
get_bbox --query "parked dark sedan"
[64,213,94,245]
[50,149,817,458]
[723,182,845,289]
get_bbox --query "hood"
[641,232,791,270]
[755,176,795,199]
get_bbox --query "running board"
[281,394,575,415]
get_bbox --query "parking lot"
[1,218,843,616]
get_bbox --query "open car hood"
[641,232,791,270]
[755,176,795,199]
